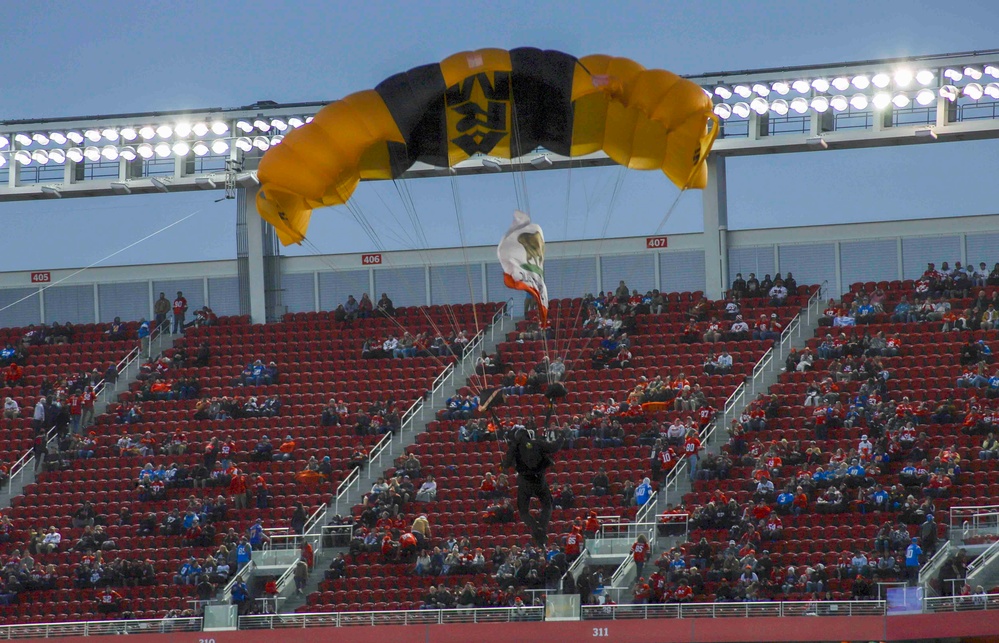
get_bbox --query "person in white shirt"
[769,283,788,306]
[728,316,749,340]
[382,336,399,355]
[3,397,18,420]
[415,475,438,502]
[40,527,61,553]
[975,262,990,287]
[549,356,566,382]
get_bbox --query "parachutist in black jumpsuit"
[502,427,565,546]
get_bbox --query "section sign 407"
[646,236,668,249]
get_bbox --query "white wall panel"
[902,235,961,280]
[153,279,205,313]
[0,288,40,328]
[208,277,241,317]
[374,267,425,308]
[727,246,775,285]
[778,243,836,292]
[660,250,706,294]
[485,264,523,317]
[98,282,149,322]
[840,239,899,291]
[966,232,999,270]
[318,270,368,312]
[45,285,95,324]
[601,254,656,295]
[281,273,315,314]
[544,257,598,300]
[430,264,484,305]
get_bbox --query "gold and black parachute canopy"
[257,47,719,245]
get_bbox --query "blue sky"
[0,0,997,270]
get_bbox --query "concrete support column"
[702,155,729,300]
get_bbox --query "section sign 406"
[361,254,382,265]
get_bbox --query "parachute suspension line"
[653,188,689,236]
[0,208,203,316]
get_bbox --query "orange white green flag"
[497,210,549,327]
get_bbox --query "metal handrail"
[220,559,256,604]
[924,594,999,612]
[581,599,886,620]
[368,432,393,470]
[333,466,361,516]
[918,540,953,593]
[968,538,999,579]
[0,616,203,638]
[238,606,544,629]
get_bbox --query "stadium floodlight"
[964,66,983,80]
[84,129,102,142]
[119,146,137,161]
[236,119,254,133]
[963,83,984,100]
[713,84,733,99]
[0,154,6,168]
[771,80,790,95]
[235,137,253,152]
[806,136,828,149]
[0,135,8,149]
[831,77,850,92]
[102,128,119,142]
[270,134,284,146]
[48,149,66,164]
[100,145,119,161]
[253,119,271,132]
[789,97,809,114]
[66,131,84,144]
[891,92,910,108]
[915,70,935,85]
[872,92,892,109]
[252,136,270,151]
[810,96,830,112]
[791,79,810,94]
[236,172,259,186]
[943,68,963,82]
[139,126,156,140]
[83,146,101,162]
[174,123,192,138]
[49,132,67,145]
[155,124,173,139]
[287,117,304,128]
[194,177,217,189]
[153,142,171,158]
[31,150,49,165]
[938,85,959,101]
[192,123,209,137]
[192,141,210,156]
[769,99,789,116]
[120,127,138,141]
[733,84,752,98]
[110,182,131,194]
[915,89,936,106]
[66,148,84,163]
[985,82,999,99]
[32,133,50,145]
[171,141,190,156]
[811,78,830,92]
[829,95,848,112]
[914,126,937,139]
[986,65,999,79]
[732,102,751,118]
[210,139,230,154]
[481,158,502,172]
[871,73,891,88]
[305,116,314,123]
[150,177,169,192]
[713,103,733,119]
[752,83,770,97]
[270,118,288,131]
[749,97,769,114]
[211,121,229,135]
[530,155,553,168]
[136,143,155,159]
[894,69,913,87]
[852,75,870,89]
[13,150,31,165]
[849,93,869,110]
[14,133,32,146]
[41,186,61,198]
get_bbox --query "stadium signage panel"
[646,236,668,249]
[361,253,383,265]
[30,271,51,283]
